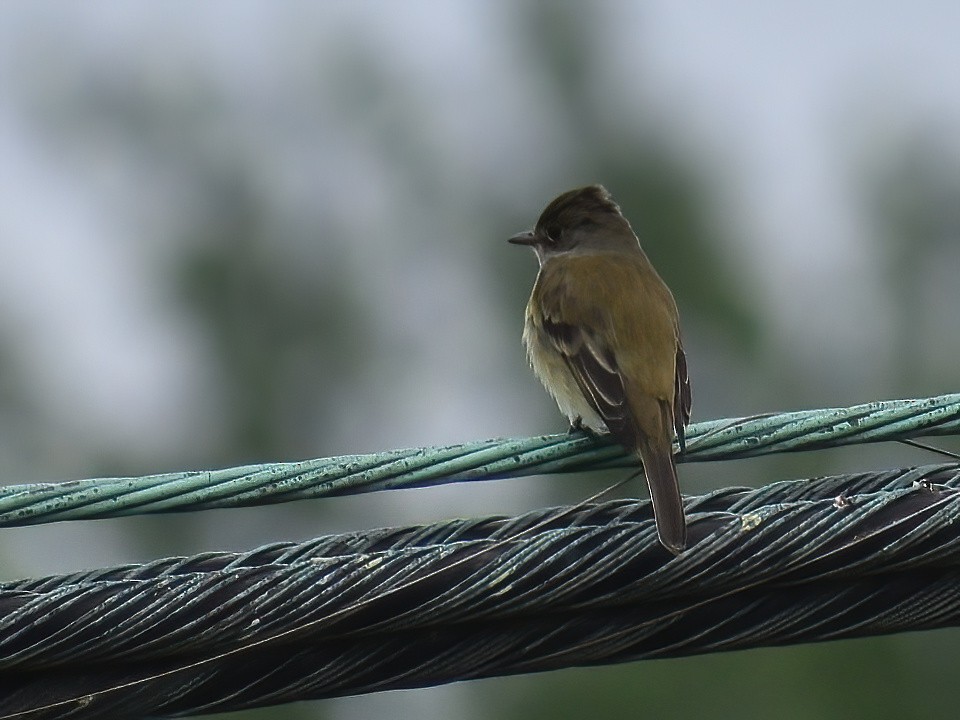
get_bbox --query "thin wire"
[898,437,960,460]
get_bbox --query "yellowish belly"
[522,315,605,432]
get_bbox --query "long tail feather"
[636,402,686,554]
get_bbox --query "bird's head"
[508,185,637,263]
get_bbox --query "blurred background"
[1,1,960,718]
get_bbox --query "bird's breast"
[522,302,605,431]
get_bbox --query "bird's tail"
[636,402,686,554]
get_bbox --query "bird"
[509,184,691,553]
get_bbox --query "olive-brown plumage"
[509,185,691,553]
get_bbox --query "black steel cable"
[1,463,959,718]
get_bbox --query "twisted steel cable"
[0,393,958,527]
[2,463,960,718]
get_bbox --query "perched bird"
[509,185,692,553]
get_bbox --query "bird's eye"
[544,225,561,244]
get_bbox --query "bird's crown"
[535,184,623,240]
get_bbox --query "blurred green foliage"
[1,1,959,719]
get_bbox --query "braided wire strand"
[2,463,960,718]
[1,394,959,527]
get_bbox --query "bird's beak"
[508,231,537,246]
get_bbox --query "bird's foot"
[568,417,601,440]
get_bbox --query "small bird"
[509,185,692,553]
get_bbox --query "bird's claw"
[568,416,601,440]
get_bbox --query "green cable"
[0,393,957,527]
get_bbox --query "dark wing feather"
[673,341,692,453]
[540,317,637,451]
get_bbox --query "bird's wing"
[540,315,636,450]
[674,340,691,452]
